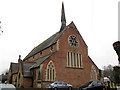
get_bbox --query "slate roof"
[24,2,67,60]
[30,52,54,69]
[21,62,35,77]
[24,27,67,60]
[11,63,19,74]
[10,62,35,77]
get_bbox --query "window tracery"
[46,61,55,81]
[68,35,79,48]
[91,65,97,81]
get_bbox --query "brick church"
[7,3,100,88]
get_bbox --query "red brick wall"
[23,78,32,88]
[16,62,23,88]
[33,68,39,88]
[26,44,56,61]
[25,22,99,88]
[12,74,17,86]
[41,22,99,88]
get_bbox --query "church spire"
[60,2,66,31]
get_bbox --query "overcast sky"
[0,0,119,74]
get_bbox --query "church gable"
[58,21,88,56]
[7,2,100,88]
[7,63,19,84]
[54,21,88,70]
[68,22,88,48]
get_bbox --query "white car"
[45,81,72,90]
[0,84,16,90]
[117,86,120,90]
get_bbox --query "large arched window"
[91,65,97,81]
[46,61,56,81]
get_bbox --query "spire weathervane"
[60,2,66,31]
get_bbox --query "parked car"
[45,81,72,90]
[79,81,105,90]
[0,84,16,90]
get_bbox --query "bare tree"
[103,64,114,81]
[0,21,3,35]
[1,69,9,75]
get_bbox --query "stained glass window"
[68,35,79,48]
[91,65,97,81]
[47,61,55,81]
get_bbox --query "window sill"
[66,66,84,69]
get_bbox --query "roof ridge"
[11,62,19,64]
[88,56,99,70]
[23,61,36,63]
[30,52,55,69]
[35,52,54,61]
[23,28,67,60]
